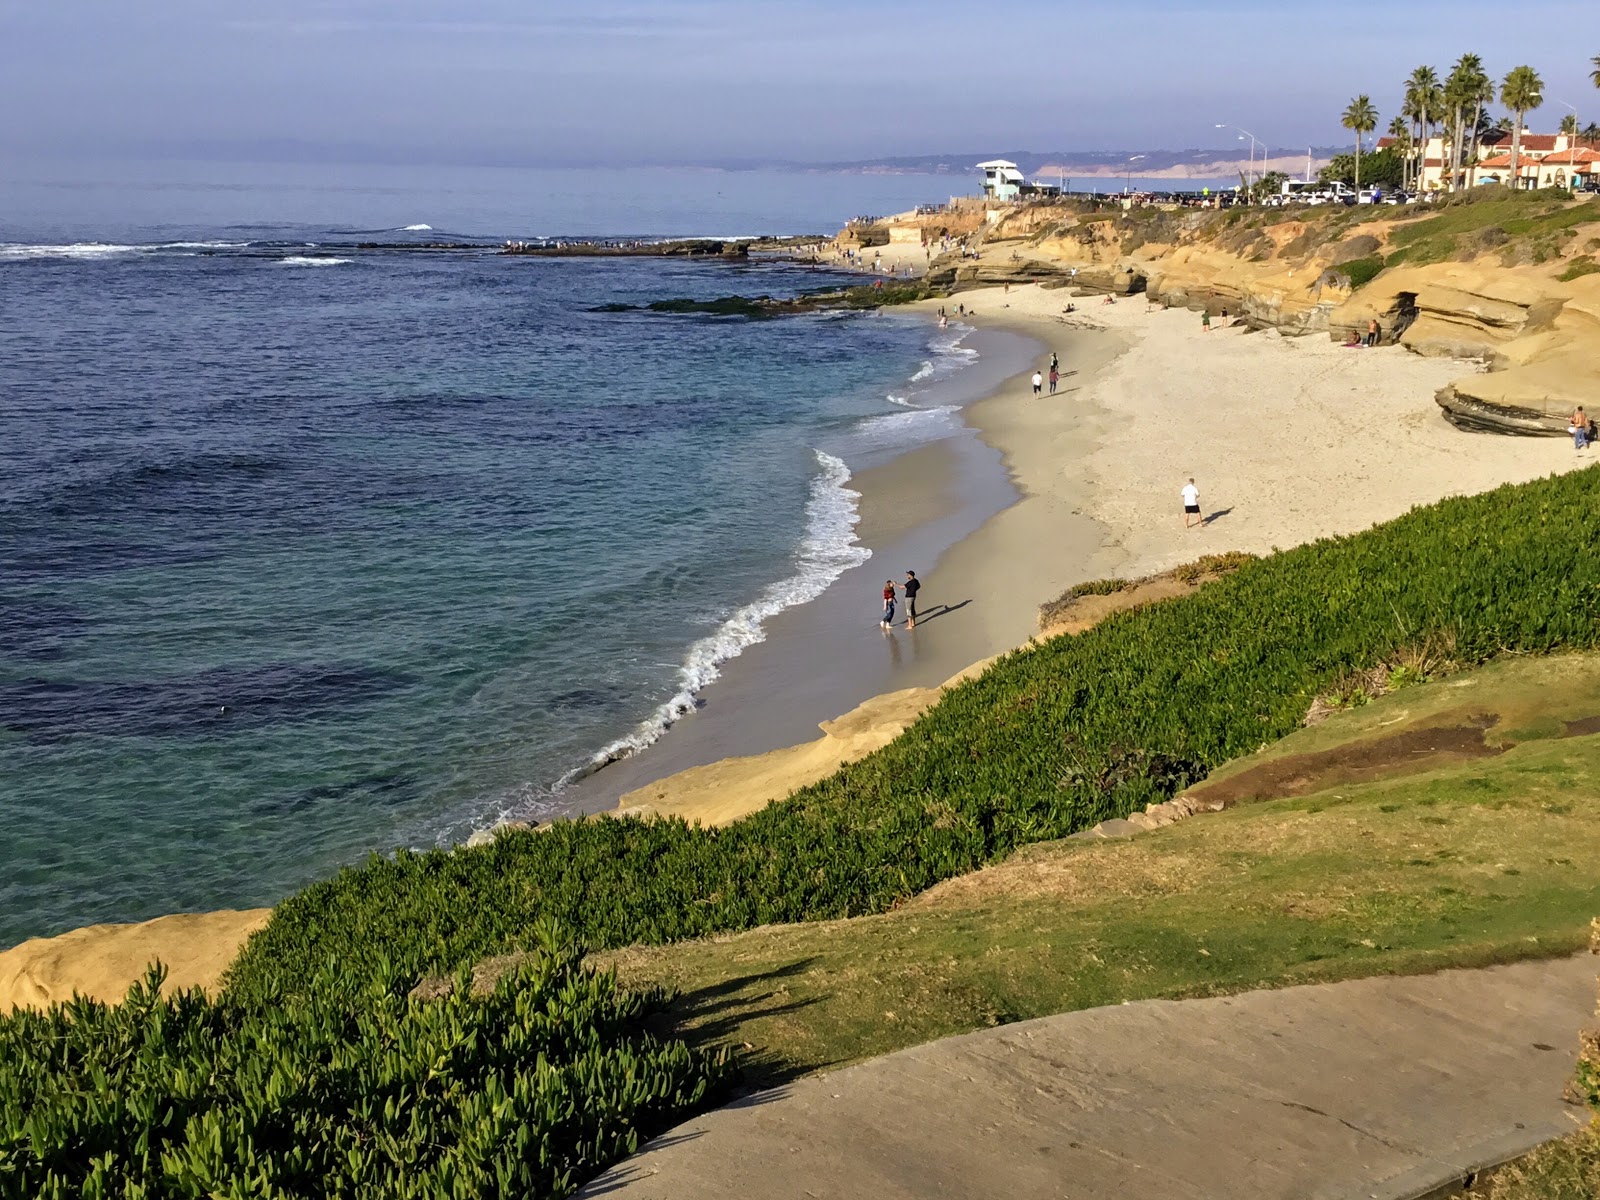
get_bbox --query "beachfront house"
[1378,130,1598,191]
[977,159,1025,202]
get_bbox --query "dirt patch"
[1038,576,1196,637]
[1191,713,1504,806]
[1562,715,1600,737]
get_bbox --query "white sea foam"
[0,242,140,261]
[401,223,433,231]
[0,240,251,261]
[562,450,870,780]
[887,393,914,408]
[276,256,354,266]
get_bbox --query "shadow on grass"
[647,957,834,1089]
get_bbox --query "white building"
[977,159,1025,202]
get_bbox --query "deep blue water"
[0,165,980,945]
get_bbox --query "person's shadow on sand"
[1204,507,1234,526]
[906,599,971,626]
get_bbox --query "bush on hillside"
[0,928,731,1200]
[1341,257,1387,289]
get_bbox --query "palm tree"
[1342,95,1379,191]
[1591,54,1600,89]
[1560,113,1578,134]
[1584,121,1600,150]
[1501,65,1544,190]
[1463,61,1497,188]
[1444,54,1491,191]
[1444,59,1471,190]
[1406,66,1440,188]
[1385,116,1413,189]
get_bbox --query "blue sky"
[2,0,1595,165]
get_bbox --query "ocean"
[0,162,989,945]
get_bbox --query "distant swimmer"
[1182,477,1202,529]
[903,570,920,628]
[1031,371,1043,395]
[880,579,897,630]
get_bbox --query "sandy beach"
[604,282,1592,826]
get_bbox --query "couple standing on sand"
[880,570,921,630]
[1031,352,1061,396]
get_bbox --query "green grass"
[230,468,1600,1003]
[1384,192,1600,269]
[11,469,1600,1198]
[1559,255,1600,282]
[591,701,1600,1082]
[1341,256,1386,288]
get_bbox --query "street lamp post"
[1216,123,1261,202]
[1124,154,1145,194]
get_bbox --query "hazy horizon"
[2,0,1595,172]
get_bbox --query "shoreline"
[559,316,1063,813]
[8,281,1596,1007]
[560,299,1120,818]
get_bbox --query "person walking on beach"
[880,579,897,630]
[1049,351,1059,373]
[1182,478,1202,529]
[1570,406,1590,452]
[1201,310,1211,332]
[1365,317,1381,347]
[1031,370,1043,395]
[903,570,921,628]
[1048,365,1059,394]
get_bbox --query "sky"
[1,0,1596,167]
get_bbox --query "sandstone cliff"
[900,189,1600,434]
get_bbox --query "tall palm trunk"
[1467,100,1484,188]
[1450,110,1465,191]
[1511,115,1523,190]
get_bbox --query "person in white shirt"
[1031,371,1043,395]
[1182,478,1201,528]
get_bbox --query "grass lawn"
[1480,1127,1600,1199]
[582,658,1600,1086]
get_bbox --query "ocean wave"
[400,223,432,231]
[562,450,870,781]
[917,325,980,380]
[854,405,962,445]
[887,393,914,408]
[275,256,353,266]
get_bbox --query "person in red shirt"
[880,580,897,630]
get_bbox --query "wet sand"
[567,309,1122,814]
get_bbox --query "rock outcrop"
[947,196,1600,435]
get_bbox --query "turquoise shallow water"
[0,167,988,946]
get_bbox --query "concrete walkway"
[581,956,1597,1200]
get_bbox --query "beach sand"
[606,284,1593,825]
